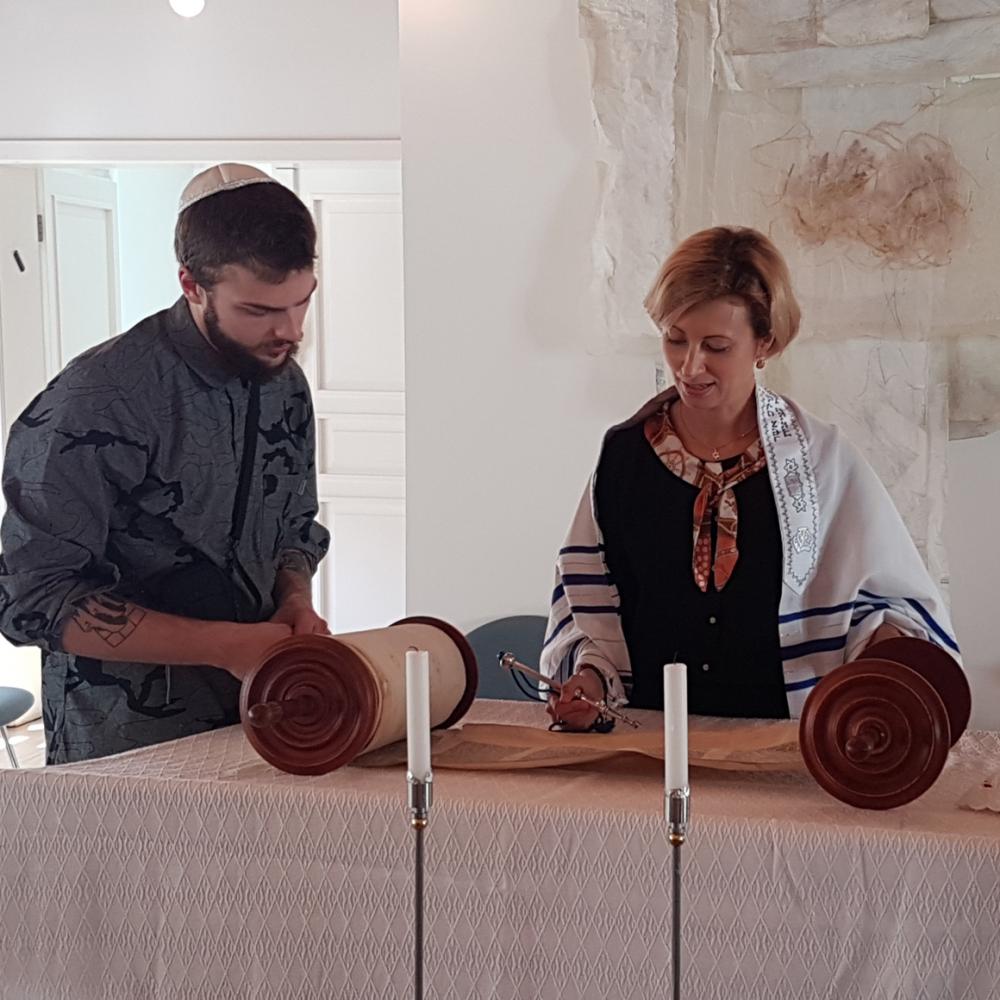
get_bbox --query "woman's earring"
[755,359,766,370]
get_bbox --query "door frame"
[0,139,401,379]
[39,168,123,379]
[0,139,399,164]
[0,138,404,632]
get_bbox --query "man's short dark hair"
[174,182,317,287]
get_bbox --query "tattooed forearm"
[274,549,315,608]
[71,594,147,648]
[277,549,314,579]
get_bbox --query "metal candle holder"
[407,770,433,1000]
[665,786,690,1000]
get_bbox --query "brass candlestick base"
[666,787,690,846]
[408,772,433,828]
[407,773,433,1000]
[666,787,690,1000]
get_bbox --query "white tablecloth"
[2,701,998,999]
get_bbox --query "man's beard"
[203,301,299,381]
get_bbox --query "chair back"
[465,615,548,702]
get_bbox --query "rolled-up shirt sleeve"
[0,373,149,651]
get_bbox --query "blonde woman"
[542,227,960,730]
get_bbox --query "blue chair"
[465,615,548,702]
[0,687,35,768]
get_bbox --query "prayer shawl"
[540,384,961,718]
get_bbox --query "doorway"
[0,143,405,672]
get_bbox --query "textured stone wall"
[580,0,1000,586]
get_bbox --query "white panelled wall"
[298,164,406,633]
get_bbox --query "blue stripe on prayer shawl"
[558,637,586,683]
[553,575,612,607]
[851,604,890,627]
[543,614,573,648]
[782,601,951,670]
[568,604,620,616]
[779,601,856,623]
[779,599,884,624]
[784,676,821,692]
[903,598,960,652]
[782,606,892,665]
[780,633,849,661]
[857,589,959,653]
[559,544,604,555]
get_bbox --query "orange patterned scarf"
[644,404,767,592]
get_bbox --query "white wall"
[116,166,202,330]
[400,1,651,629]
[0,0,399,140]
[944,432,1000,728]
[400,1,999,724]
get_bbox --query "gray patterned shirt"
[0,299,330,763]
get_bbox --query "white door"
[296,163,405,633]
[0,166,49,724]
[2,167,120,725]
[40,168,121,377]
[0,167,47,444]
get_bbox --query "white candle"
[663,662,688,790]
[406,649,432,780]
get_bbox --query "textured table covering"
[1,700,998,999]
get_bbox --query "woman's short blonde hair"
[643,227,801,355]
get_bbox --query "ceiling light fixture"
[169,0,206,17]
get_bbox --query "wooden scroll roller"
[239,616,478,775]
[799,636,971,810]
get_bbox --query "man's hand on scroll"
[218,623,294,681]
[545,666,605,731]
[271,551,330,637]
[270,594,330,636]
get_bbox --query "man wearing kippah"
[0,164,330,763]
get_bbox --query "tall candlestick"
[663,662,688,790]
[405,648,433,1000]
[406,649,432,780]
[663,662,690,1000]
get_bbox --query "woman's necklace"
[675,405,758,461]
